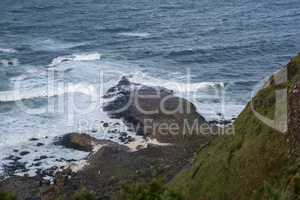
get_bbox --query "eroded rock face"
[54,133,98,152]
[103,77,207,143]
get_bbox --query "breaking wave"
[117,32,151,38]
[0,83,95,102]
[0,48,17,53]
[129,74,223,93]
[49,52,102,67]
[29,38,86,52]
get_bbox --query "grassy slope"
[170,54,300,200]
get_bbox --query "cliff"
[170,53,300,200]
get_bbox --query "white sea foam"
[118,32,150,38]
[0,58,19,66]
[49,52,102,67]
[0,138,89,179]
[0,83,95,102]
[0,48,17,53]
[130,73,222,93]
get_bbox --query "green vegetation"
[0,192,16,200]
[73,188,95,200]
[169,53,300,200]
[263,181,288,200]
[118,178,182,200]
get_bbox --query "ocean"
[0,0,300,177]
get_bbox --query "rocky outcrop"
[103,77,207,143]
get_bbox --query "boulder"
[103,77,207,143]
[54,133,98,152]
[20,151,30,156]
[54,133,117,152]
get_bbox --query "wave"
[197,100,245,121]
[0,48,17,53]
[0,83,95,102]
[98,27,132,33]
[49,52,102,67]
[129,74,223,93]
[117,32,150,38]
[29,38,86,52]
[167,48,206,57]
[28,5,58,11]
[233,80,258,87]
[0,58,19,66]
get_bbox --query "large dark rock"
[54,133,116,152]
[54,133,98,152]
[103,77,207,143]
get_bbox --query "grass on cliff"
[117,178,183,200]
[169,54,300,200]
[73,188,96,200]
[0,192,16,200]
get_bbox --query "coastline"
[0,76,215,199]
[1,54,300,199]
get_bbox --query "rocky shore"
[0,77,213,199]
[2,52,298,200]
